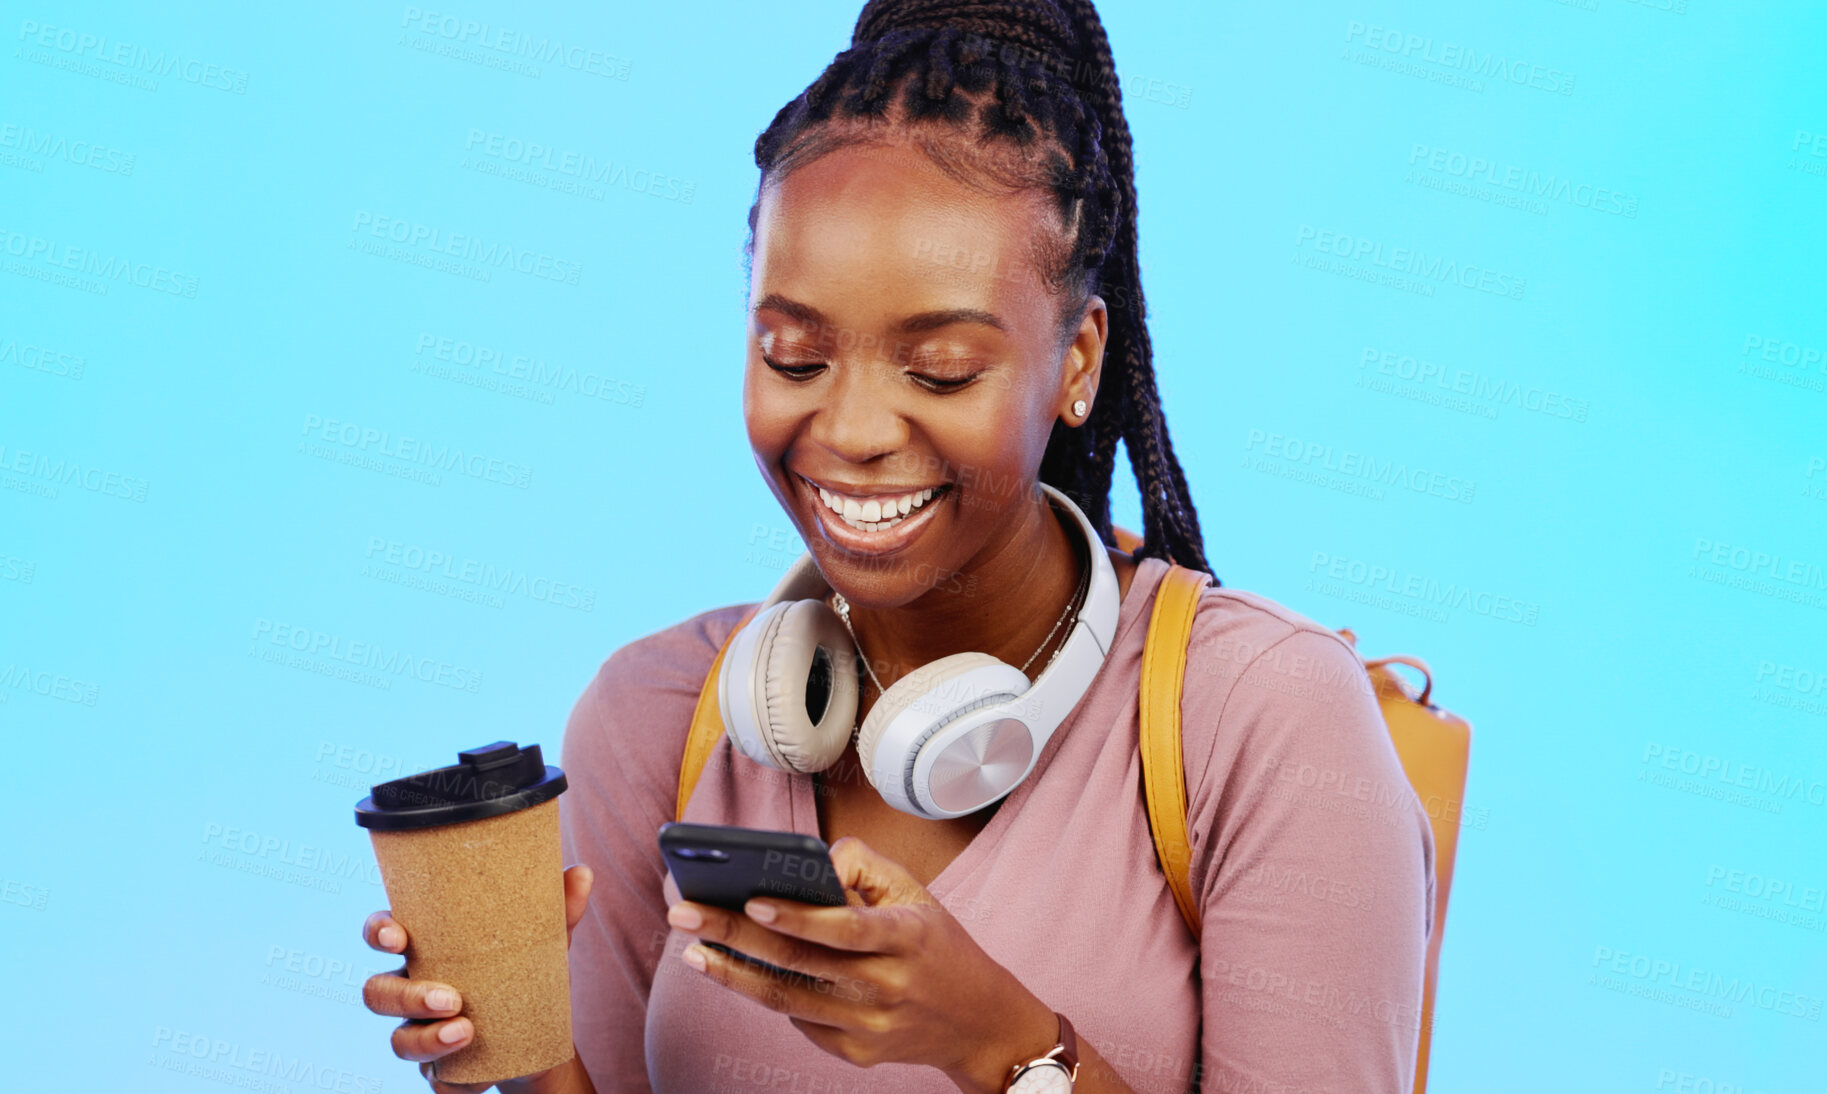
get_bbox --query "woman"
[359,2,1436,1091]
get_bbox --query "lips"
[795,473,953,552]
[811,479,945,532]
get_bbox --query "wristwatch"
[1002,1012,1080,1092]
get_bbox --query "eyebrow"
[754,293,1006,334]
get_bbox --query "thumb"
[563,864,594,944]
[827,836,933,908]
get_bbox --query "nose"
[806,356,911,466]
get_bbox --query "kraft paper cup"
[356,741,573,1084]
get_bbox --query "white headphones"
[716,483,1119,820]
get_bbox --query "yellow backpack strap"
[1140,563,1211,937]
[677,607,758,822]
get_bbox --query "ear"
[1058,293,1108,426]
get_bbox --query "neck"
[830,487,1086,691]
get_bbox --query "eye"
[911,372,979,392]
[763,355,825,380]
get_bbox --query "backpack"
[675,543,1471,1094]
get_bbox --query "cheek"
[742,362,787,454]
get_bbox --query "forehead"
[752,139,1058,320]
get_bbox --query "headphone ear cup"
[750,599,859,774]
[854,651,1010,787]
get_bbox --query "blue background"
[4,1,1825,1090]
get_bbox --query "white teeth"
[807,477,945,532]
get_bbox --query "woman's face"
[744,137,1105,607]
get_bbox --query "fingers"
[418,1062,499,1094]
[363,910,406,954]
[741,894,920,955]
[681,935,875,1024]
[668,898,892,979]
[563,864,594,944]
[390,1015,473,1063]
[363,971,464,1020]
[827,836,930,907]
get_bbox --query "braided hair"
[744,0,1214,579]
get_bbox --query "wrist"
[502,1051,593,1094]
[944,992,1060,1094]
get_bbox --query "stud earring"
[1072,399,1087,418]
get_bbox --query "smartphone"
[657,821,848,977]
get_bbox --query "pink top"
[559,555,1436,1093]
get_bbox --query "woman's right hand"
[361,864,596,1094]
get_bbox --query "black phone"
[657,821,848,977]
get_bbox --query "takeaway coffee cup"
[354,740,572,1084]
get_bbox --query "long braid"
[747,0,1215,580]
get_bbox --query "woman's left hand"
[664,835,1060,1094]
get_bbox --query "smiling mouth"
[798,474,954,534]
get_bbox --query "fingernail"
[379,926,404,950]
[745,900,776,923]
[667,903,701,930]
[438,1019,469,1044]
[426,988,459,1012]
[682,944,708,971]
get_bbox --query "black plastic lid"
[354,741,567,831]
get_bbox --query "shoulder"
[591,601,756,704]
[559,602,757,792]
[1170,578,1388,802]
[1168,578,1434,914]
[1179,580,1371,713]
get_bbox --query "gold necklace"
[828,540,1089,744]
